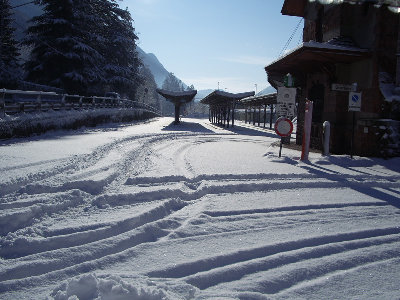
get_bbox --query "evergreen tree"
[24,0,141,96]
[0,0,21,88]
[99,2,140,98]
[136,65,160,109]
[162,72,185,91]
[24,0,103,95]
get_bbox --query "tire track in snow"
[145,228,400,286]
[0,198,187,281]
[0,198,186,259]
[102,175,398,208]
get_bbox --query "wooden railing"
[0,89,162,117]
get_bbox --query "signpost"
[348,92,362,158]
[277,87,296,118]
[274,116,294,157]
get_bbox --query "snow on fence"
[0,89,162,117]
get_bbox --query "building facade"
[265,0,400,157]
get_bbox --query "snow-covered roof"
[283,0,400,17]
[201,90,255,105]
[156,88,197,104]
[265,38,370,75]
[240,93,278,105]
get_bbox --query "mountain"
[257,85,276,96]
[193,89,214,102]
[136,47,172,88]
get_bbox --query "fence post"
[37,91,42,112]
[1,89,5,118]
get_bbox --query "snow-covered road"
[0,117,399,299]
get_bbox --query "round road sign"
[274,117,293,137]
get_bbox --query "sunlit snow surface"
[0,117,399,300]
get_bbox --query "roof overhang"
[201,90,255,106]
[156,88,197,104]
[265,41,371,87]
[281,0,307,17]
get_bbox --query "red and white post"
[301,100,313,161]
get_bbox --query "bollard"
[323,121,330,156]
[301,100,313,161]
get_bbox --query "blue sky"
[122,0,303,93]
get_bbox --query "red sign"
[275,117,293,137]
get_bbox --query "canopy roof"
[240,93,277,106]
[282,0,400,17]
[201,90,255,105]
[265,40,370,87]
[266,41,369,74]
[156,89,197,104]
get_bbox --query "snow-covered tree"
[99,3,140,98]
[0,0,21,88]
[136,65,160,110]
[24,0,141,96]
[162,72,185,91]
[23,0,103,94]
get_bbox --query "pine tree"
[162,72,185,91]
[0,0,21,88]
[24,0,141,96]
[24,0,102,95]
[99,2,141,98]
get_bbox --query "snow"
[0,117,399,299]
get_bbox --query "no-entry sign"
[275,116,293,137]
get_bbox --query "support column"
[232,101,235,127]
[174,104,180,124]
[263,104,267,128]
[270,104,273,129]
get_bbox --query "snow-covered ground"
[0,117,399,300]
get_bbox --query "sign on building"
[277,87,296,118]
[332,83,357,92]
[348,92,362,111]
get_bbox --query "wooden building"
[265,0,400,157]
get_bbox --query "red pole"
[301,100,313,161]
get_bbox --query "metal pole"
[350,111,355,158]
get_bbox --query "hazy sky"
[121,0,303,93]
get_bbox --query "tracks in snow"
[0,122,399,298]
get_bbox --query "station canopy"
[156,88,197,104]
[201,90,255,106]
[240,93,277,106]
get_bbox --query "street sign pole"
[275,117,294,158]
[351,111,355,159]
[348,91,361,159]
